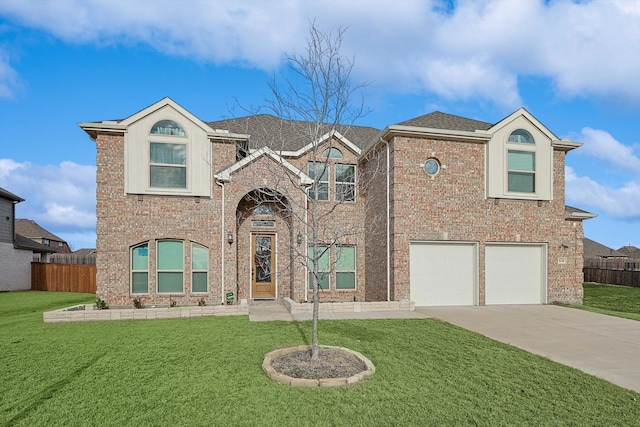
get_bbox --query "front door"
[252,234,276,299]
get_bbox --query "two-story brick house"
[80,98,592,307]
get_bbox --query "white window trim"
[191,243,209,294]
[308,161,330,201]
[131,243,150,295]
[149,139,189,191]
[506,149,536,195]
[335,244,357,291]
[335,163,357,202]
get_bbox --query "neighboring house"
[618,245,640,259]
[583,238,627,258]
[15,219,71,253]
[0,187,55,291]
[80,97,594,307]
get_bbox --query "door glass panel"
[254,236,272,283]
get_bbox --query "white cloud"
[578,128,640,173]
[0,50,19,98]
[0,159,96,248]
[3,0,640,109]
[566,166,640,219]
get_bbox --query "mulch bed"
[270,347,367,379]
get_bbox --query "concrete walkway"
[249,304,640,393]
[416,305,640,394]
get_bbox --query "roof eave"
[381,125,492,143]
[553,139,582,151]
[78,122,127,140]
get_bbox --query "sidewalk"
[249,304,429,322]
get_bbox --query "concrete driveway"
[416,305,640,394]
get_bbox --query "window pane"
[158,241,183,270]
[336,184,355,201]
[150,143,186,165]
[308,162,328,181]
[308,272,329,290]
[132,244,148,270]
[192,244,208,270]
[150,165,187,188]
[192,272,207,292]
[508,172,535,193]
[132,272,148,293]
[158,272,183,293]
[336,272,355,289]
[322,147,343,158]
[151,120,185,136]
[336,246,355,270]
[508,151,535,171]
[336,164,355,183]
[508,129,534,144]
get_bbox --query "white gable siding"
[125,104,212,197]
[486,115,553,201]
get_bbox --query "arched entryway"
[235,188,296,301]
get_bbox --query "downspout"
[215,179,225,305]
[384,139,391,302]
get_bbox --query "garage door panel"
[410,242,477,306]
[485,244,545,305]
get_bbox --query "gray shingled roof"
[618,245,640,259]
[208,114,380,152]
[395,111,493,132]
[14,233,56,253]
[583,238,627,258]
[15,219,66,242]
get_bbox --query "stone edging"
[283,298,414,314]
[262,345,375,387]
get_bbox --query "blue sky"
[0,0,639,251]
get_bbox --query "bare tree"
[224,23,383,360]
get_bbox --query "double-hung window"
[308,245,330,290]
[191,243,208,293]
[150,120,187,189]
[131,243,149,294]
[157,240,184,293]
[308,162,329,201]
[507,150,535,193]
[335,245,356,290]
[335,164,355,202]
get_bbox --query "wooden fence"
[583,257,640,288]
[31,262,97,293]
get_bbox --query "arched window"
[191,243,208,293]
[131,243,149,294]
[322,147,343,158]
[508,129,534,144]
[254,205,274,215]
[150,120,186,136]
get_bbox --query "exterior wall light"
[297,231,303,246]
[227,232,234,245]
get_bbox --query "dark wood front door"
[252,234,276,299]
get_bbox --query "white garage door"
[485,244,546,305]
[410,242,477,306]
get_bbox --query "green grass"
[573,282,640,321]
[1,291,639,426]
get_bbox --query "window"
[151,120,185,136]
[43,239,50,246]
[157,240,184,293]
[191,243,208,293]
[131,243,149,294]
[508,129,534,144]
[508,150,535,193]
[58,242,63,248]
[335,164,356,201]
[336,245,356,290]
[308,245,329,290]
[150,143,187,188]
[253,205,274,215]
[322,147,343,158]
[308,162,329,201]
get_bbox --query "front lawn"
[1,291,638,426]
[577,282,640,321]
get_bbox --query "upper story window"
[322,147,343,158]
[308,162,329,201]
[507,150,535,193]
[151,120,185,136]
[43,239,50,246]
[508,129,534,144]
[335,164,356,201]
[150,143,187,188]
